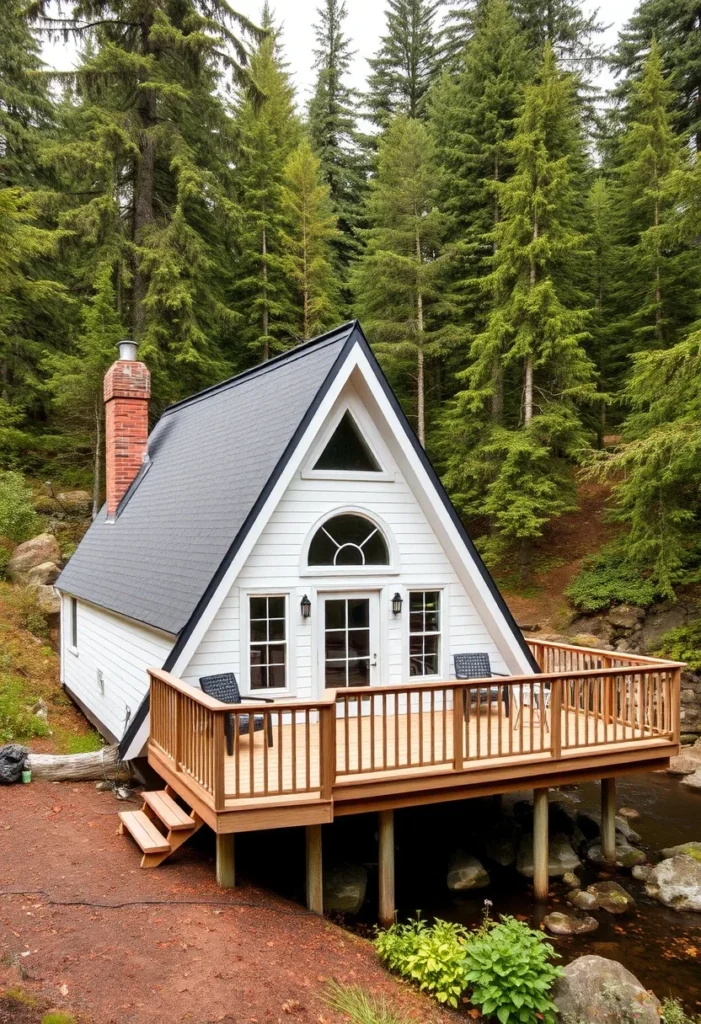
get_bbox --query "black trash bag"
[0,744,29,784]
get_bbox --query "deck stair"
[118,787,203,868]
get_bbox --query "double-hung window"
[409,591,441,677]
[249,596,287,689]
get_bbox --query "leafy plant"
[374,915,469,1007]
[41,1014,77,1024]
[323,980,410,1024]
[0,470,38,543]
[0,544,11,579]
[462,915,562,1024]
[0,676,51,742]
[655,620,701,671]
[566,545,661,612]
[662,998,701,1024]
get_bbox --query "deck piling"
[216,832,235,888]
[306,824,323,915]
[601,777,617,864]
[533,788,549,901]
[378,810,395,928]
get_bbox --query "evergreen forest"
[3,0,701,605]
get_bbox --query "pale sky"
[41,0,638,104]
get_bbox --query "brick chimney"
[104,340,151,520]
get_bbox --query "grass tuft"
[41,1014,77,1024]
[323,980,412,1024]
[3,987,39,1007]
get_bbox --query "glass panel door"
[321,593,378,689]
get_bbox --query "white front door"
[318,592,380,691]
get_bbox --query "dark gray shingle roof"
[57,323,356,635]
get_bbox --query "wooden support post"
[601,777,616,865]
[378,810,395,928]
[216,832,235,888]
[306,824,323,915]
[533,787,549,901]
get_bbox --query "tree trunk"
[92,399,101,521]
[491,154,503,423]
[416,228,425,447]
[132,16,156,341]
[262,226,269,361]
[524,215,538,426]
[27,745,126,782]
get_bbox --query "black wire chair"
[199,673,274,756]
[454,652,510,717]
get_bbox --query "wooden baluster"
[319,701,335,800]
[291,709,298,791]
[305,709,311,792]
[551,678,562,759]
[418,690,424,766]
[452,686,463,770]
[213,711,225,810]
[672,667,681,744]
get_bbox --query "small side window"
[70,596,78,650]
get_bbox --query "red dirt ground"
[0,782,454,1024]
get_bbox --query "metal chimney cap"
[118,340,138,361]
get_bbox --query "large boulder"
[28,584,61,617]
[56,490,92,511]
[552,956,660,1024]
[447,852,490,891]
[668,755,700,776]
[482,821,518,868]
[323,863,367,914]
[25,561,61,587]
[567,889,598,911]
[587,840,646,868]
[543,911,598,936]
[587,881,636,914]
[7,534,62,583]
[645,855,701,911]
[681,770,701,791]
[661,842,701,861]
[516,832,581,878]
[607,605,646,631]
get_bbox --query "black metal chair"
[199,673,274,756]
[454,652,510,717]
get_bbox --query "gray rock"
[543,911,598,936]
[587,881,636,914]
[447,852,490,891]
[607,605,645,631]
[7,533,62,583]
[646,855,701,911]
[56,489,92,510]
[577,808,641,844]
[517,832,581,878]
[25,561,61,586]
[569,615,615,646]
[552,955,660,1024]
[587,840,647,868]
[28,584,61,616]
[323,863,367,914]
[567,889,598,910]
[632,864,653,882]
[617,806,640,819]
[681,769,701,790]
[668,755,700,776]
[661,842,701,861]
[482,821,518,868]
[563,870,581,889]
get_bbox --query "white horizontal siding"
[60,597,173,741]
[181,383,510,698]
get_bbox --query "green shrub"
[462,915,562,1024]
[566,546,660,612]
[662,998,701,1024]
[0,470,39,542]
[0,544,11,579]
[655,620,701,671]
[0,677,51,743]
[323,980,410,1024]
[374,915,469,1007]
[41,1014,77,1024]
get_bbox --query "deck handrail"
[525,635,685,667]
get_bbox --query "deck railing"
[147,639,682,811]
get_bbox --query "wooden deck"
[147,638,682,833]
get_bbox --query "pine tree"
[613,40,698,352]
[367,0,444,127]
[307,0,366,272]
[437,0,478,70]
[231,12,301,361]
[280,139,341,340]
[352,115,443,445]
[429,0,533,379]
[33,0,264,403]
[510,0,605,79]
[440,45,596,567]
[0,0,54,188]
[614,0,701,152]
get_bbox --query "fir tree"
[511,0,605,79]
[280,139,341,340]
[352,115,443,445]
[307,0,366,272]
[441,45,596,567]
[614,0,701,152]
[367,0,444,127]
[231,12,301,361]
[613,40,698,352]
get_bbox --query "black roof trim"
[119,321,537,759]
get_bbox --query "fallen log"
[27,744,127,782]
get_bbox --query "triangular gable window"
[313,412,381,473]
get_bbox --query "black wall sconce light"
[391,592,403,615]
[300,594,311,618]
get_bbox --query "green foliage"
[0,545,11,580]
[374,915,469,1007]
[661,998,701,1024]
[323,980,410,1024]
[41,1014,77,1024]
[566,545,663,611]
[0,470,38,542]
[0,677,51,743]
[655,620,701,671]
[462,916,562,1024]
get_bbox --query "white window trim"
[68,596,79,656]
[403,587,449,682]
[239,589,295,696]
[300,506,400,578]
[301,398,395,482]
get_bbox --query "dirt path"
[0,782,452,1024]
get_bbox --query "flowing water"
[241,771,701,1010]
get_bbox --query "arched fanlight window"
[308,514,389,567]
